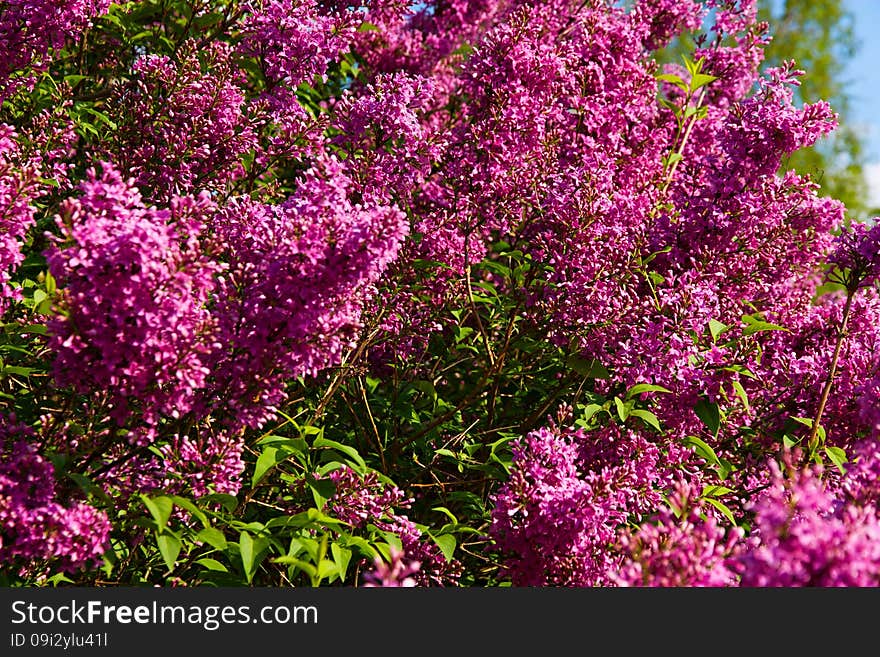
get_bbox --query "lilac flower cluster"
[490,422,681,586]
[108,42,258,202]
[45,164,219,443]
[0,419,110,573]
[613,483,743,587]
[327,466,460,586]
[239,0,359,86]
[362,546,421,587]
[0,0,110,99]
[828,221,880,291]
[206,160,408,430]
[733,458,880,587]
[0,125,38,313]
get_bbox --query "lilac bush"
[0,0,879,588]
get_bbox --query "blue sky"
[842,0,880,208]
[844,0,880,160]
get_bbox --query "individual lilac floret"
[0,420,110,573]
[362,546,421,587]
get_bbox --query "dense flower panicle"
[0,125,39,312]
[696,0,768,106]
[326,466,461,586]
[207,161,408,429]
[734,459,880,587]
[0,1,111,99]
[490,423,682,586]
[613,483,743,587]
[490,426,612,586]
[828,220,880,291]
[333,72,442,200]
[0,420,110,572]
[152,431,245,498]
[238,0,359,90]
[766,289,880,445]
[45,164,219,437]
[108,42,258,201]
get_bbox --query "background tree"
[758,0,868,217]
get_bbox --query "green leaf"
[431,506,459,524]
[708,319,729,343]
[656,73,689,91]
[252,446,282,487]
[313,437,366,469]
[272,556,317,578]
[330,543,352,582]
[63,74,89,86]
[702,485,735,498]
[2,366,35,376]
[630,409,662,432]
[663,152,684,168]
[196,527,227,551]
[577,403,605,425]
[156,532,182,572]
[782,434,798,449]
[238,531,270,584]
[731,380,750,413]
[705,497,737,526]
[626,383,673,399]
[824,446,847,474]
[306,474,337,509]
[432,534,457,562]
[199,493,239,513]
[169,496,209,528]
[141,495,173,530]
[16,324,47,336]
[790,416,826,441]
[316,559,337,580]
[614,396,630,422]
[741,314,789,336]
[683,435,721,467]
[82,107,118,130]
[195,558,228,572]
[694,398,721,437]
[689,72,718,91]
